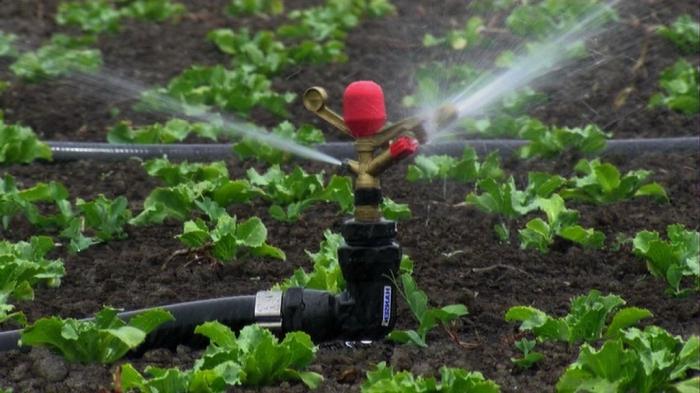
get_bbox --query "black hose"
[46,137,699,162]
[0,295,255,353]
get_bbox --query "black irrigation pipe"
[0,295,256,353]
[46,136,700,162]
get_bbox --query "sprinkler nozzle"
[436,105,458,127]
[390,136,419,159]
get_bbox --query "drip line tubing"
[0,295,256,353]
[45,136,699,162]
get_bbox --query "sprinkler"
[0,81,457,352]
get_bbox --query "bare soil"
[0,0,698,392]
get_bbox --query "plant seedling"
[20,307,173,364]
[0,120,52,164]
[362,362,500,393]
[633,224,699,296]
[505,290,652,345]
[0,236,64,325]
[557,326,699,393]
[388,272,468,348]
[511,338,544,369]
[120,322,322,390]
[10,34,102,82]
[519,194,605,253]
[561,158,668,205]
[649,59,699,115]
[177,212,285,264]
[657,14,700,54]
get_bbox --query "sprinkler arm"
[303,87,351,137]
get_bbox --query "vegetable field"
[0,0,698,392]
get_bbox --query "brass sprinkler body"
[304,81,456,222]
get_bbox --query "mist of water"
[70,70,343,165]
[0,32,341,166]
[417,1,621,142]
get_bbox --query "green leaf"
[391,272,468,347]
[56,0,122,34]
[362,362,500,392]
[633,224,699,296]
[657,14,700,54]
[0,120,52,164]
[236,217,267,248]
[21,307,172,364]
[559,225,605,249]
[274,230,344,294]
[11,34,102,82]
[381,197,412,221]
[649,59,699,115]
[76,195,131,241]
[605,307,653,339]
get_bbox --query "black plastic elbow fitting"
[280,219,401,342]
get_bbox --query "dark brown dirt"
[0,0,699,392]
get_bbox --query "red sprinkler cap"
[390,136,419,159]
[343,81,387,138]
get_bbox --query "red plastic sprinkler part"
[389,136,419,160]
[342,81,387,138]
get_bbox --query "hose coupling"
[254,291,283,329]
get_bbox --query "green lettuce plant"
[208,28,290,74]
[517,117,611,159]
[275,230,345,294]
[227,0,283,16]
[511,338,543,369]
[633,224,699,296]
[561,159,668,204]
[10,34,102,82]
[423,17,485,50]
[75,195,131,241]
[658,14,700,54]
[56,0,122,34]
[177,212,285,263]
[557,326,699,393]
[506,0,616,39]
[107,119,222,144]
[247,165,353,222]
[139,65,295,118]
[120,323,322,390]
[0,120,52,164]
[143,158,229,187]
[130,179,260,226]
[0,31,17,57]
[362,362,500,393]
[120,0,186,22]
[0,175,71,231]
[406,147,503,184]
[20,307,173,364]
[519,194,605,253]
[381,197,412,221]
[505,290,652,345]
[56,0,184,34]
[233,121,325,165]
[649,59,699,115]
[0,236,64,325]
[401,62,480,108]
[388,272,468,348]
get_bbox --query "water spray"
[0,80,456,352]
[418,1,620,142]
